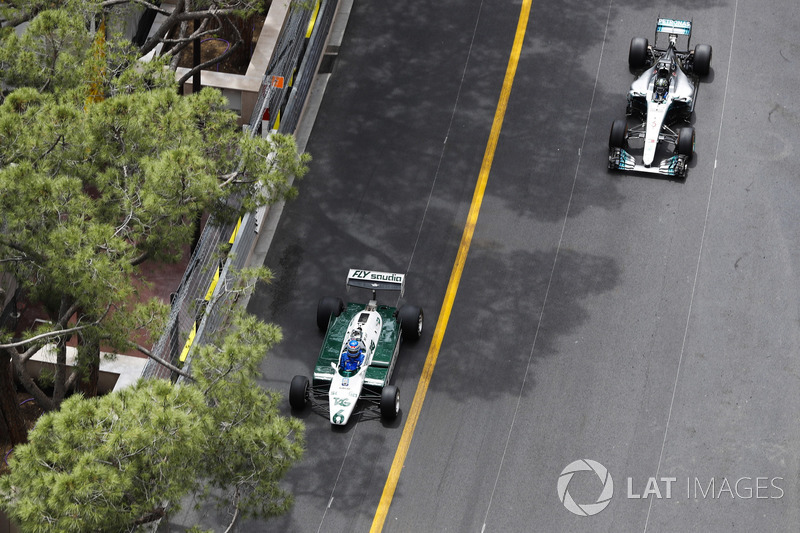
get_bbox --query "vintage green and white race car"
[289,269,423,426]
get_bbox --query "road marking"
[369,0,533,530]
[643,1,739,531]
[482,1,613,527]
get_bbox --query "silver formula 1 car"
[608,18,712,178]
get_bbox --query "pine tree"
[0,311,305,531]
[0,7,309,439]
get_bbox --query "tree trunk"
[84,353,99,398]
[52,339,67,404]
[0,353,27,445]
[192,16,202,94]
[132,507,166,527]
[76,330,100,398]
[11,348,56,412]
[52,296,73,405]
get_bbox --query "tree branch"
[3,305,110,354]
[135,344,195,382]
[101,0,172,15]
[129,251,150,267]
[223,487,241,533]
[139,0,185,57]
[0,322,98,351]
[175,16,244,89]
[5,347,55,411]
[132,506,166,527]
[33,134,65,168]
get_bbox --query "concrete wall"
[154,0,293,124]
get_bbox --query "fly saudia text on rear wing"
[346,269,405,296]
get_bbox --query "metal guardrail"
[141,0,338,381]
[282,0,337,132]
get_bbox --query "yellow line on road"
[370,1,532,530]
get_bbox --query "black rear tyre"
[629,37,649,70]
[676,127,695,158]
[289,375,309,410]
[380,385,400,421]
[397,305,423,340]
[693,44,712,77]
[609,119,627,149]
[316,297,344,331]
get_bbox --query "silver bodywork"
[609,18,707,178]
[627,47,695,167]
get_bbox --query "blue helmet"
[347,339,361,358]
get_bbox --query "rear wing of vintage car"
[346,269,405,296]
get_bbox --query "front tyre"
[609,119,627,149]
[693,44,712,77]
[289,375,310,410]
[397,305,424,340]
[628,37,649,70]
[317,296,344,331]
[380,385,400,421]
[676,127,695,158]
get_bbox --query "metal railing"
[141,0,339,380]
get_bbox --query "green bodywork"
[313,303,401,390]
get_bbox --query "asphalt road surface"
[239,0,800,532]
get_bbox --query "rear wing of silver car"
[655,17,692,49]
[656,18,691,36]
[346,269,405,297]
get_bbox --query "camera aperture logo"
[557,459,614,516]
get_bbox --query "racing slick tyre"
[317,296,344,331]
[397,305,423,340]
[609,119,627,149]
[676,127,695,158]
[628,37,649,70]
[289,375,310,410]
[380,385,400,421]
[693,44,712,77]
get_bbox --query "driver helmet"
[654,74,669,99]
[346,339,362,359]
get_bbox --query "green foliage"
[0,84,307,269]
[0,9,90,92]
[0,6,309,525]
[0,0,308,416]
[191,310,304,519]
[0,5,175,100]
[0,73,307,353]
[0,379,211,532]
[0,312,305,531]
[238,132,312,215]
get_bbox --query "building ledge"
[28,345,149,394]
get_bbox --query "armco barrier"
[141,0,339,381]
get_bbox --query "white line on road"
[643,1,739,530]
[480,1,615,530]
